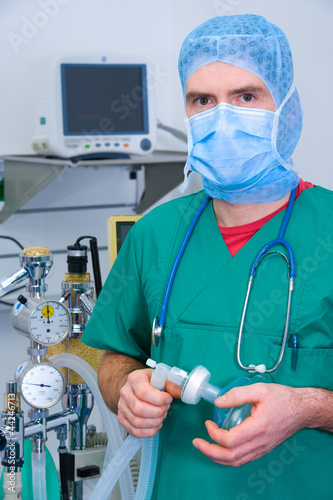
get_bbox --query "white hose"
[86,431,108,448]
[49,352,134,499]
[135,434,159,499]
[32,451,47,500]
[89,433,159,500]
[89,435,142,500]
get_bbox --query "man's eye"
[241,94,254,103]
[197,97,210,106]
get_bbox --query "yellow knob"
[22,247,50,257]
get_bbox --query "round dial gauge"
[20,363,65,408]
[29,300,70,345]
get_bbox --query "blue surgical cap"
[178,15,303,162]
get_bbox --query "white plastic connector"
[181,366,211,405]
[146,358,156,369]
[147,360,172,391]
[248,364,266,373]
[168,367,188,388]
[147,359,189,392]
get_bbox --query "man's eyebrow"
[185,91,211,100]
[229,85,269,95]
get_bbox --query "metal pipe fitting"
[63,385,93,450]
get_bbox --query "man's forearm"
[297,387,333,432]
[98,350,145,414]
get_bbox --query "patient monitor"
[32,54,156,159]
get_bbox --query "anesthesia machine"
[0,238,136,500]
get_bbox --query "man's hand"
[192,383,309,467]
[98,351,183,438]
[117,368,173,438]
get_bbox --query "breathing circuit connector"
[181,365,222,405]
[147,359,265,430]
[146,359,188,391]
[146,359,221,405]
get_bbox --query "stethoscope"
[152,188,297,374]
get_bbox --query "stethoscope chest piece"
[152,317,162,347]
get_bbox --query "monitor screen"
[116,220,136,254]
[107,215,142,268]
[61,64,149,136]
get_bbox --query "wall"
[0,0,332,494]
[0,0,332,185]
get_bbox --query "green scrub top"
[82,186,333,500]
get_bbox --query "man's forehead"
[186,62,271,95]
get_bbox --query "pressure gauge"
[29,300,70,345]
[19,362,65,408]
[12,297,71,345]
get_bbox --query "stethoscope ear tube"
[237,269,295,374]
[152,195,211,347]
[238,187,297,373]
[250,239,295,278]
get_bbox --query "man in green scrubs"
[81,15,333,499]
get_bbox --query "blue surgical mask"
[181,94,300,204]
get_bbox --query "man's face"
[186,61,276,118]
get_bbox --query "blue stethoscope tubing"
[152,195,211,346]
[237,187,296,373]
[249,187,296,278]
[159,195,211,327]
[152,188,297,374]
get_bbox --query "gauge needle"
[25,383,52,388]
[46,304,51,324]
